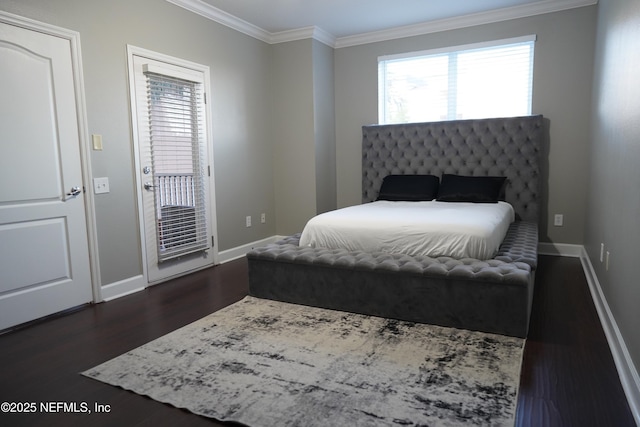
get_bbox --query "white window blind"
[145,71,208,262]
[378,35,536,124]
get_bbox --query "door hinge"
[204,92,207,104]
[208,165,211,177]
[211,236,215,247]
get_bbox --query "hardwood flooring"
[0,255,635,426]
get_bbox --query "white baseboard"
[97,236,285,301]
[578,246,640,425]
[538,242,583,257]
[100,274,146,301]
[217,235,286,263]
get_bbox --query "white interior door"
[129,49,216,284]
[0,19,93,330]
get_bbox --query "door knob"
[66,186,82,196]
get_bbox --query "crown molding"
[166,0,271,42]
[166,0,597,48]
[335,0,598,48]
[270,26,336,47]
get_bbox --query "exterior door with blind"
[0,16,93,330]
[129,49,216,284]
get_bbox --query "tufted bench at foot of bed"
[247,221,538,338]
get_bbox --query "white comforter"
[299,201,515,260]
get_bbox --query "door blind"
[145,71,208,262]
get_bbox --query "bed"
[298,200,516,260]
[247,115,543,337]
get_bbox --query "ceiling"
[169,0,596,47]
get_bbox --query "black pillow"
[436,174,507,203]
[377,174,440,201]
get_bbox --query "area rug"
[82,296,524,426]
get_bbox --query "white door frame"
[0,11,101,302]
[126,45,219,285]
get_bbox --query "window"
[378,35,536,124]
[145,70,209,261]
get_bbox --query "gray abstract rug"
[83,296,524,426]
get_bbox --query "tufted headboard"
[362,115,543,222]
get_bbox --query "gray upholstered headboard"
[362,115,543,222]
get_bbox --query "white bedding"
[299,201,515,260]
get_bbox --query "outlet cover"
[553,214,564,226]
[93,177,110,194]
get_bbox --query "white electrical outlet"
[246,216,252,227]
[261,213,266,224]
[553,214,564,226]
[93,177,110,194]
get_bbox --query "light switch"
[92,134,103,151]
[93,177,110,194]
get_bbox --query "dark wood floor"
[0,255,635,426]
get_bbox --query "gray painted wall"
[334,6,598,245]
[271,39,318,236]
[587,0,640,387]
[313,40,337,215]
[272,39,338,236]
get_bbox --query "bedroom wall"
[272,38,338,236]
[272,39,318,236]
[586,0,640,395]
[313,40,337,216]
[0,0,276,285]
[334,6,598,245]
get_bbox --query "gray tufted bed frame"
[247,115,543,337]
